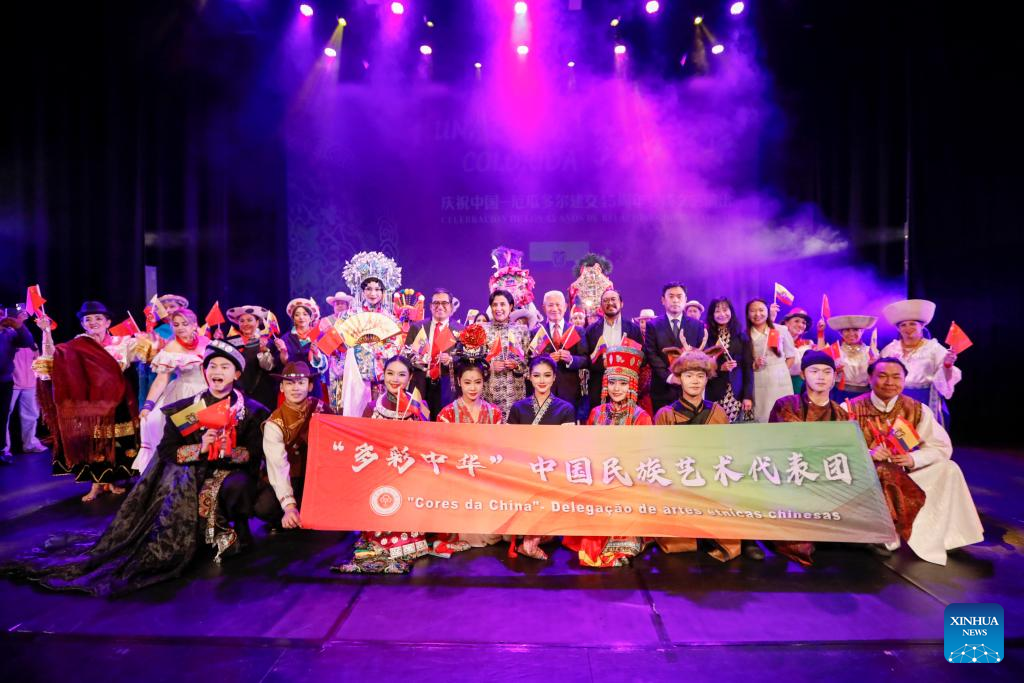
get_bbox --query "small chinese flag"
[25,285,46,316]
[434,325,457,353]
[559,325,582,351]
[767,327,780,351]
[205,301,226,327]
[485,336,503,362]
[823,341,842,359]
[820,293,831,321]
[197,398,233,430]
[945,321,973,354]
[109,316,141,337]
[315,327,345,355]
[774,282,795,306]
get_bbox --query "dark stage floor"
[1,447,1021,682]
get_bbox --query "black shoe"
[743,541,765,561]
[233,519,254,548]
[0,453,14,466]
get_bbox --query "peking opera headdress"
[342,251,403,311]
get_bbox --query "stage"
[0,447,1019,681]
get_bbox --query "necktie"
[429,323,444,380]
[671,318,680,341]
[553,322,563,348]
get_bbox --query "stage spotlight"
[299,4,313,17]
[694,16,703,25]
[711,44,725,54]
[730,2,746,15]
[567,60,576,67]
[516,44,529,56]
[390,2,405,15]
[514,2,528,15]
[338,17,347,27]
[610,18,620,27]
[614,44,627,55]
[474,62,482,69]
[420,45,433,55]
[645,1,660,14]
[324,47,337,57]
[426,19,435,28]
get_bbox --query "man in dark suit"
[531,290,588,411]
[643,282,708,414]
[584,289,645,411]
[413,288,460,420]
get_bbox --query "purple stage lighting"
[516,44,529,56]
[390,2,405,15]
[514,2,528,15]
[323,47,337,58]
[299,4,313,18]
[474,62,482,69]
[567,60,576,68]
[711,44,725,55]
[614,44,627,55]
[730,2,746,15]
[420,45,433,55]
[645,1,660,14]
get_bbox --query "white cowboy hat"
[633,308,657,322]
[684,300,705,313]
[326,291,357,306]
[882,299,935,326]
[827,314,878,331]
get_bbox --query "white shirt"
[602,316,623,348]
[879,338,960,399]
[869,392,952,470]
[263,422,296,509]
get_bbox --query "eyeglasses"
[431,301,451,307]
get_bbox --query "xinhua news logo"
[944,603,1003,663]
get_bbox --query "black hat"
[272,361,318,381]
[801,350,836,372]
[203,339,246,373]
[76,301,112,320]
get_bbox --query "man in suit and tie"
[531,290,588,412]
[414,288,460,420]
[584,289,645,411]
[643,282,708,414]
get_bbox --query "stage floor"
[1,447,1021,681]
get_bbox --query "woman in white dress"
[134,308,210,473]
[879,299,960,427]
[746,298,796,423]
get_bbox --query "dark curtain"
[0,0,289,329]
[757,1,1023,446]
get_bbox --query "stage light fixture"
[516,44,529,56]
[390,2,405,15]
[299,4,313,17]
[610,18,620,27]
[324,47,337,57]
[420,45,433,55]
[514,2,528,15]
[567,60,576,67]
[694,16,703,25]
[730,2,746,15]
[338,17,347,27]
[645,1,660,14]
[614,44,627,55]
[711,44,725,54]
[474,62,483,69]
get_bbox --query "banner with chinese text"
[301,416,898,543]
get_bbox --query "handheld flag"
[820,294,831,321]
[589,336,608,363]
[434,325,457,354]
[396,390,427,421]
[890,416,922,454]
[316,327,345,356]
[149,295,169,321]
[109,316,141,337]
[945,321,973,354]
[529,326,553,355]
[463,309,479,326]
[773,282,795,306]
[227,326,240,339]
[485,337,503,362]
[154,323,174,340]
[266,310,281,337]
[170,402,204,437]
[870,328,878,353]
[767,327,780,352]
[823,341,842,359]
[409,326,427,354]
[205,301,226,327]
[25,285,46,316]
[559,325,582,351]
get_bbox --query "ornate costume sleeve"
[910,405,953,470]
[257,349,275,371]
[263,421,296,509]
